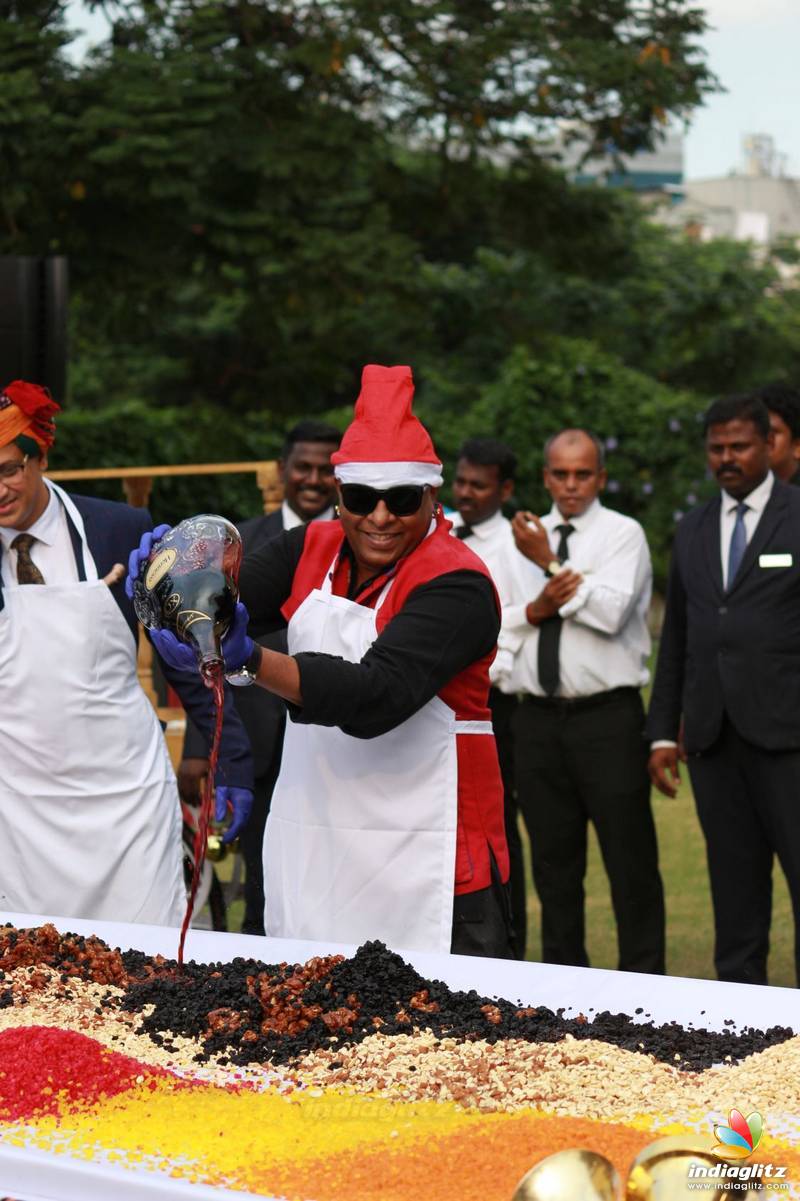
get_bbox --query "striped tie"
[11,533,45,585]
[726,502,748,589]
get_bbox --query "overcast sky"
[66,1,800,181]
[685,0,800,179]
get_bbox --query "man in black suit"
[180,419,341,933]
[648,392,800,985]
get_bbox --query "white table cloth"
[0,910,797,1200]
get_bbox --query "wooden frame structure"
[48,460,283,514]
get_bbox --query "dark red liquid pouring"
[177,661,225,965]
[129,514,242,964]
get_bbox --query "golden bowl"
[626,1134,758,1200]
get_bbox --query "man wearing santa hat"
[140,365,513,956]
[0,380,253,926]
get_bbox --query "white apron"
[0,484,185,926]
[264,557,492,953]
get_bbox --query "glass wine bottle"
[132,514,243,687]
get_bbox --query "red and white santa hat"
[331,364,443,487]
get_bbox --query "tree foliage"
[2,0,799,577]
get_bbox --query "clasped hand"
[511,510,554,568]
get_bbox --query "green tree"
[592,224,800,395]
[1,0,719,416]
[0,1,74,244]
[422,336,708,582]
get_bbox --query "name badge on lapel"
[759,553,793,568]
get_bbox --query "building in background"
[555,125,684,200]
[661,134,800,245]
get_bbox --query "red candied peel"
[0,1026,178,1120]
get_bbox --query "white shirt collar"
[0,483,61,552]
[721,470,774,516]
[455,508,506,540]
[281,499,335,531]
[544,496,602,532]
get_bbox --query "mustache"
[716,466,742,477]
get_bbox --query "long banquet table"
[0,910,797,1201]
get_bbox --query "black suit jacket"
[238,508,284,558]
[0,492,253,789]
[647,479,800,753]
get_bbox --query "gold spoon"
[512,1148,622,1201]
[511,1136,758,1201]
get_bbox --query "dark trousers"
[240,748,283,936]
[688,717,800,986]
[450,853,515,959]
[514,687,665,973]
[489,687,527,959]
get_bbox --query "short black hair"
[758,383,800,439]
[456,437,517,482]
[702,393,771,439]
[544,429,606,470]
[282,420,342,459]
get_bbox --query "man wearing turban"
[0,381,253,926]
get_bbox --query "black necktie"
[455,524,472,540]
[11,533,45,585]
[537,523,575,696]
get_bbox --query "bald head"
[542,428,607,519]
[544,429,605,471]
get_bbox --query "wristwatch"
[225,644,263,687]
[544,559,562,578]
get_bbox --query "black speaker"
[0,256,68,405]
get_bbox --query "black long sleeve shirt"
[240,525,499,740]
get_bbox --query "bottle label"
[145,547,178,590]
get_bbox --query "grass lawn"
[520,780,796,987]
[209,639,797,988]
[217,782,795,986]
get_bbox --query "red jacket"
[282,511,510,895]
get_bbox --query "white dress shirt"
[450,509,540,690]
[719,471,774,589]
[0,482,86,587]
[281,499,335,531]
[501,500,653,698]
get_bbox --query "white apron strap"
[46,480,99,581]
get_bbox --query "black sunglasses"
[339,483,428,517]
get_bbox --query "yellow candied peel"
[13,1075,487,1190]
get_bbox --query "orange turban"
[0,381,60,452]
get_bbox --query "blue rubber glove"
[215,785,254,844]
[219,602,254,673]
[125,523,172,599]
[150,627,198,672]
[149,602,254,675]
